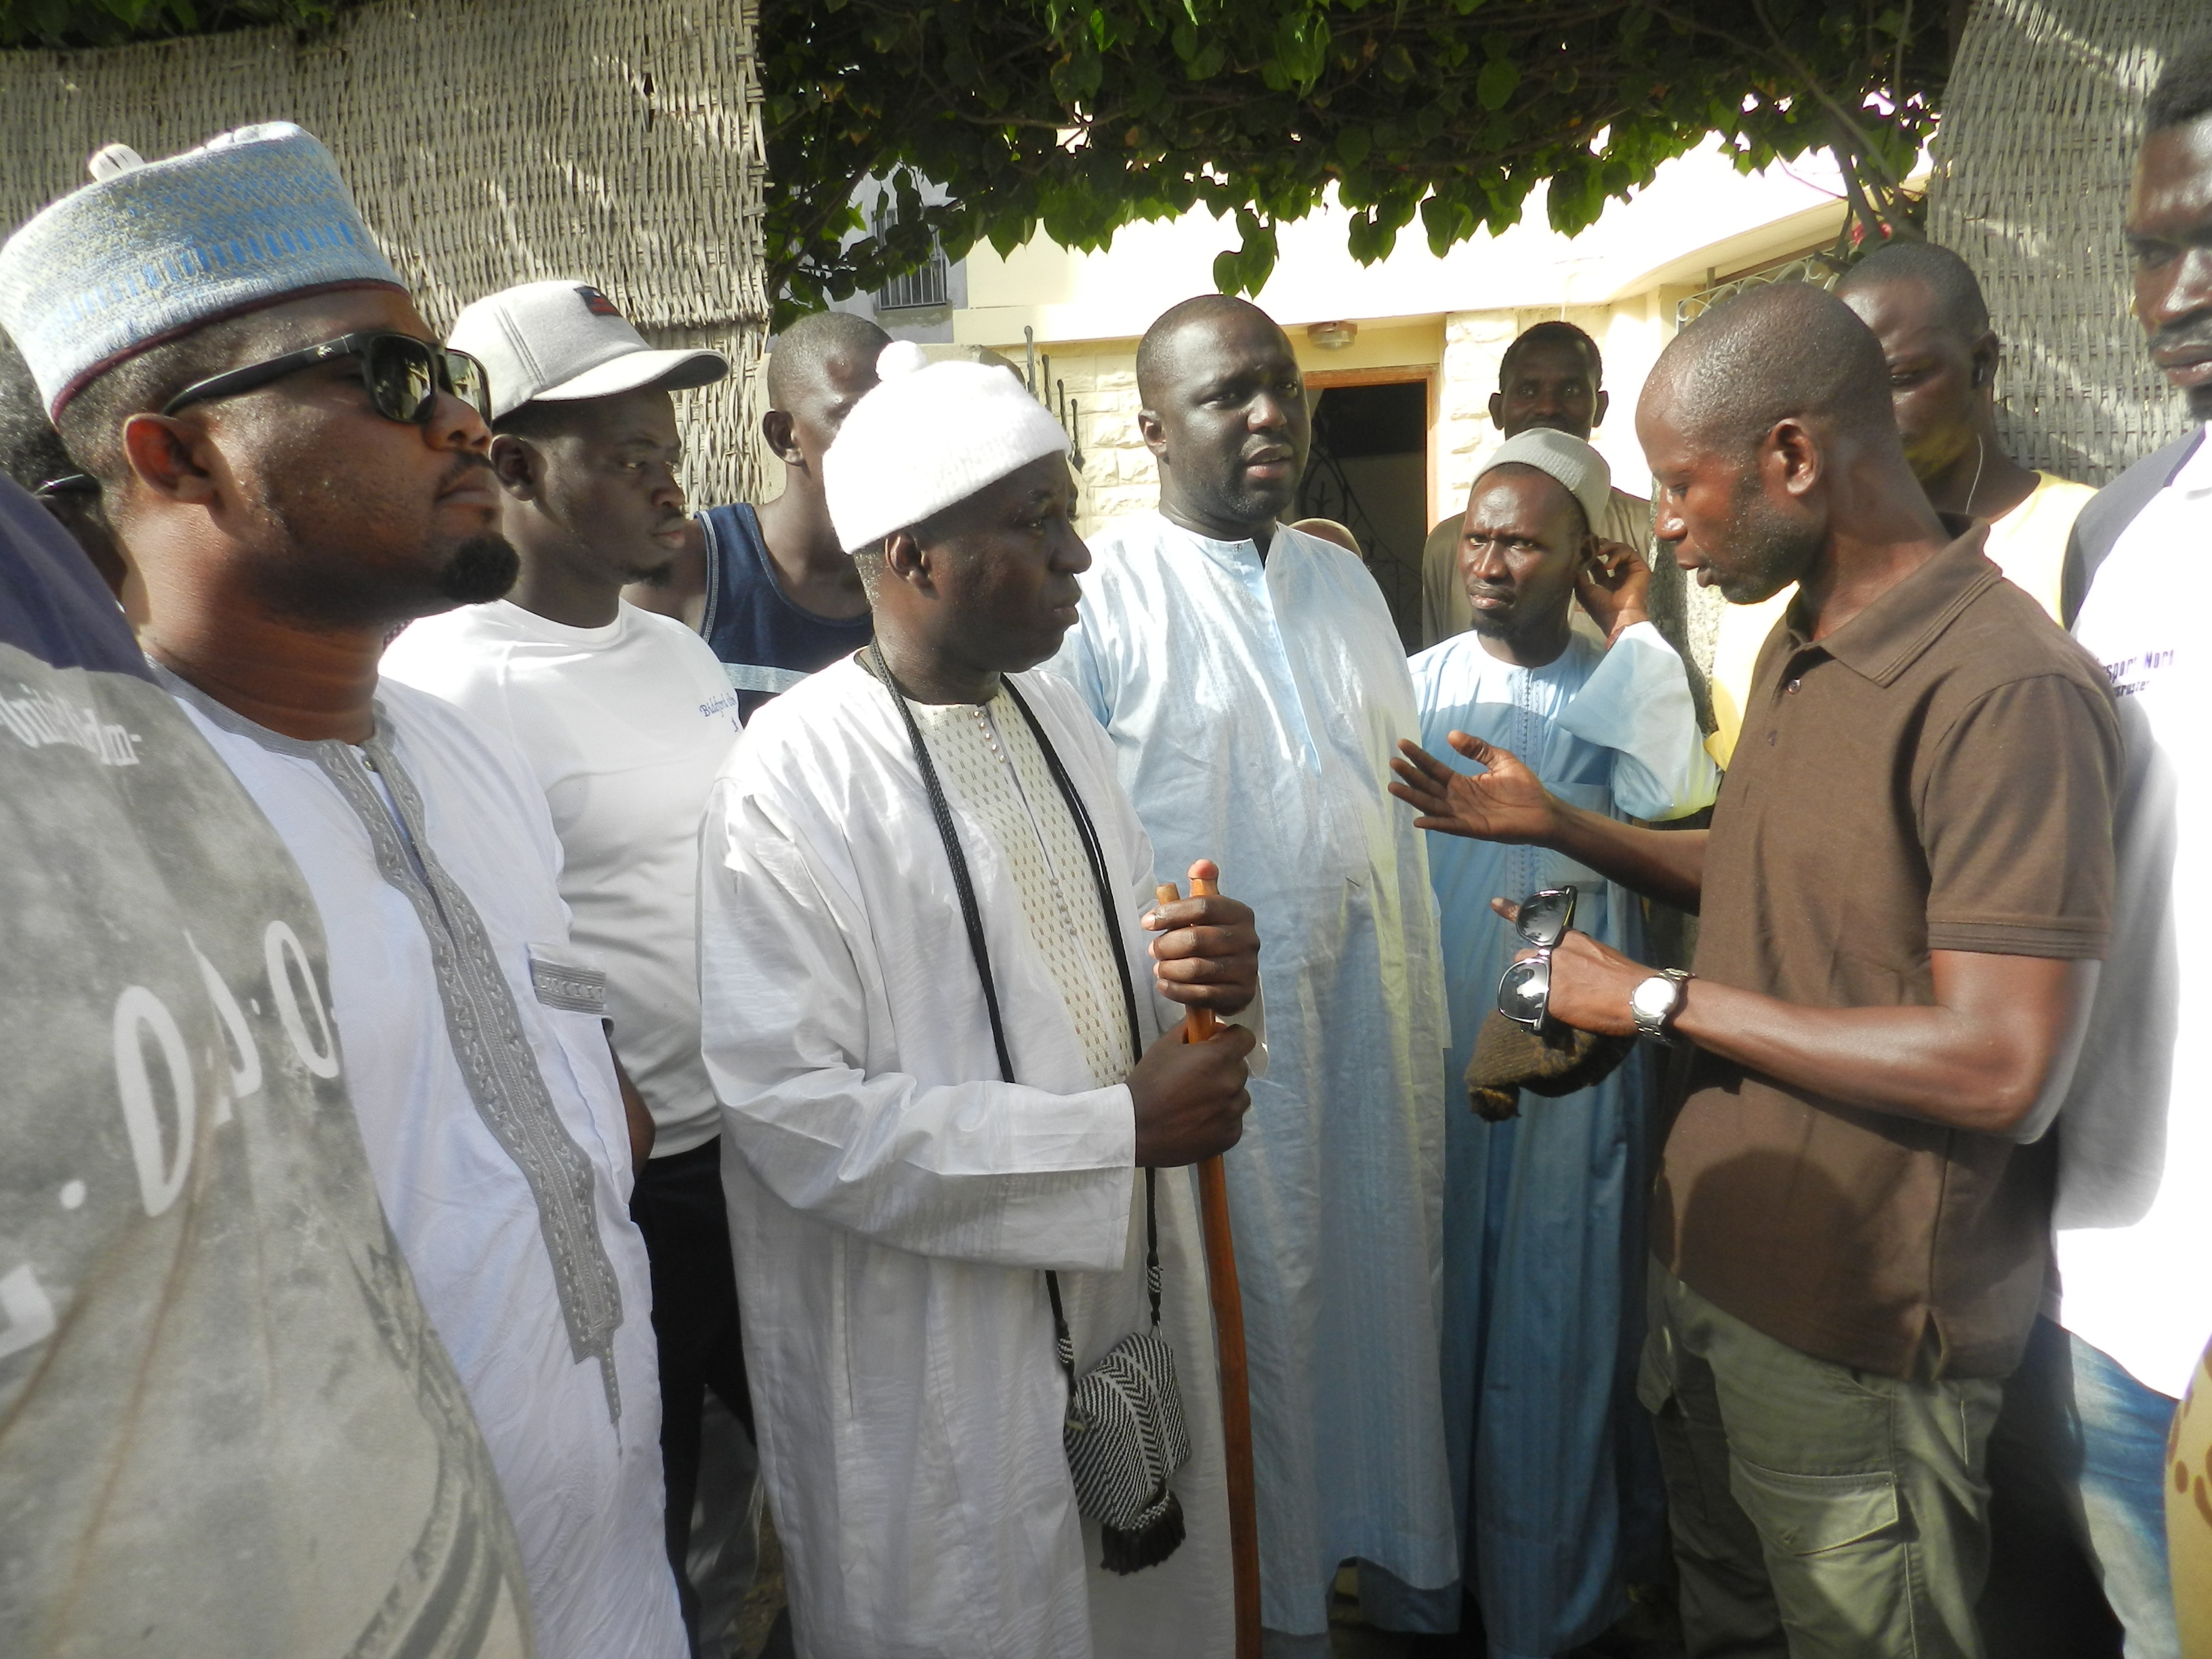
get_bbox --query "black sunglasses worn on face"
[161,331,491,426]
[1496,885,1578,1033]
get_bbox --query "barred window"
[873,201,949,310]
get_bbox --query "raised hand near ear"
[1389,734,1559,845]
[1574,539,1652,642]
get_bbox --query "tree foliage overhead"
[0,0,337,50]
[1,0,1949,325]
[764,0,1950,324]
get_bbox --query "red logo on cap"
[576,286,625,319]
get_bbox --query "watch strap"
[1633,966,1692,1042]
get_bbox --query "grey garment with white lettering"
[2,642,530,1657]
[157,666,626,1425]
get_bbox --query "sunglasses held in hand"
[1496,886,1576,1033]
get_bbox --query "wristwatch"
[1630,967,1693,1044]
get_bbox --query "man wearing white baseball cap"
[384,279,757,1658]
[1396,426,1717,1655]
[448,279,726,418]
[699,342,1262,1657]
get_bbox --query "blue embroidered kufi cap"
[0,122,405,416]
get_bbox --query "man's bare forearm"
[1539,935,2094,1139]
[1547,803,1706,911]
[607,1031,657,1171]
[1668,955,2093,1136]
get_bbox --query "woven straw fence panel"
[0,0,770,506]
[1927,0,2198,485]
[639,319,767,509]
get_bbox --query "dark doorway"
[1297,378,1429,650]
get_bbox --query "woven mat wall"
[1928,0,2198,484]
[0,0,770,508]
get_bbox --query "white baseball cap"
[448,279,727,419]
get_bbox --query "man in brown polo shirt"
[1390,281,2121,1659]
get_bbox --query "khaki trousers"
[1638,1263,2003,1658]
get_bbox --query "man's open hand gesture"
[1389,733,1559,845]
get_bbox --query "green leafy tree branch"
[0,0,1948,325]
[764,0,1949,324]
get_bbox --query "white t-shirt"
[385,600,744,1157]
[2054,430,2209,1398]
[163,670,684,1659]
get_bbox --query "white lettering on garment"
[0,680,140,764]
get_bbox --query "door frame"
[1300,365,1439,539]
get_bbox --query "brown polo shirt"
[1653,524,2121,1380]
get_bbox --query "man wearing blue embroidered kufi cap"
[0,125,687,1659]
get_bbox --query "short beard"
[245,531,518,633]
[628,558,678,589]
[1465,592,1520,640]
[436,533,522,605]
[1185,468,1298,533]
[238,448,518,628]
[1231,478,1296,525]
[1712,478,1821,605]
[2188,382,2212,423]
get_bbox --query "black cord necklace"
[862,642,1160,1361]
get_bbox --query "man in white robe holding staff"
[699,340,1261,1658]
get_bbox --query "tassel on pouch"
[1100,1487,1186,1575]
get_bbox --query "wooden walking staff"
[1155,867,1261,1659]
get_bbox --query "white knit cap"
[823,341,1068,552]
[1477,428,1612,534]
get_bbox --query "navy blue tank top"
[698,502,874,721]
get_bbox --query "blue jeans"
[1984,1317,2179,1658]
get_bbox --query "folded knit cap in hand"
[823,340,1069,553]
[1464,1008,1634,1122]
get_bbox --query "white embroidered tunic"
[165,672,683,1659]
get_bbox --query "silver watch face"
[1631,975,1679,1023]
